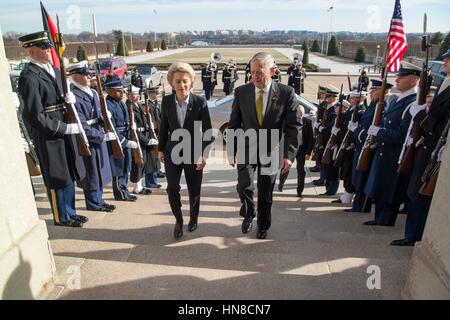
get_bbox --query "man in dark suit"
[391,49,450,246]
[18,31,87,227]
[227,52,302,239]
[278,105,314,197]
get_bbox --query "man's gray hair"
[251,52,274,69]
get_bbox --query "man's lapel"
[263,81,280,126]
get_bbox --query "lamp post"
[339,41,342,56]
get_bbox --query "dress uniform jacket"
[201,67,218,91]
[352,100,377,190]
[407,85,450,204]
[18,63,80,189]
[71,85,112,191]
[105,95,132,177]
[323,106,339,180]
[364,92,416,204]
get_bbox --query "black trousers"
[237,164,277,230]
[279,150,306,195]
[165,157,203,222]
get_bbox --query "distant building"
[191,41,209,46]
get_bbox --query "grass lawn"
[146,47,291,64]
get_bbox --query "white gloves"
[131,122,137,131]
[437,145,446,162]
[347,121,358,132]
[64,123,81,135]
[318,126,325,133]
[147,138,158,146]
[346,143,355,151]
[314,122,321,129]
[367,125,381,137]
[64,92,76,105]
[126,140,138,149]
[405,136,414,147]
[103,132,116,142]
[409,102,427,118]
[102,110,112,120]
[22,138,30,153]
[331,126,340,136]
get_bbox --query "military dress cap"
[441,49,450,59]
[397,61,421,77]
[67,60,91,75]
[348,90,368,97]
[146,85,159,93]
[18,31,53,48]
[369,79,394,90]
[337,100,351,108]
[127,85,140,94]
[104,79,124,89]
[325,85,340,96]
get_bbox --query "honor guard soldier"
[287,58,306,94]
[105,79,138,201]
[222,60,238,96]
[127,85,156,195]
[349,80,393,213]
[364,62,420,226]
[392,49,450,246]
[358,70,370,92]
[271,60,282,83]
[131,67,144,93]
[18,31,87,227]
[145,86,163,188]
[333,91,367,205]
[201,61,218,101]
[67,61,116,213]
[244,61,252,83]
[310,85,328,174]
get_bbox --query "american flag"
[386,0,408,72]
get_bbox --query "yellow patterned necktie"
[256,89,264,127]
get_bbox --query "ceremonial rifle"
[322,84,344,165]
[143,91,160,158]
[128,86,144,165]
[55,15,91,157]
[398,13,431,174]
[310,90,328,161]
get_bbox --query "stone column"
[0,28,55,299]
[402,130,450,299]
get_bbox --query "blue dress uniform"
[397,60,450,245]
[323,104,339,195]
[351,100,377,212]
[364,89,416,225]
[17,31,85,227]
[68,63,113,212]
[105,81,134,201]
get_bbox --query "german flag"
[40,1,65,69]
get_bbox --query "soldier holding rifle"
[392,49,450,246]
[363,62,419,227]
[18,31,87,227]
[68,61,116,213]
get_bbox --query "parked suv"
[97,56,128,80]
[429,60,445,88]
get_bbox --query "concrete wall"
[0,28,55,299]
[403,130,450,299]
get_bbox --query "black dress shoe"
[278,185,283,192]
[129,195,137,201]
[157,172,166,178]
[174,221,183,239]
[135,188,152,195]
[73,215,89,223]
[241,217,253,234]
[390,238,415,246]
[188,218,198,232]
[363,220,379,226]
[92,207,112,213]
[103,203,116,211]
[343,208,354,212]
[331,199,342,204]
[256,229,268,239]
[54,220,83,228]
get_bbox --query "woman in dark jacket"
[158,62,213,239]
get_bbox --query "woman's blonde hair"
[167,62,196,88]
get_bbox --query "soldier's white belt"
[86,118,99,125]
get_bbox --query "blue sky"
[0,0,448,34]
